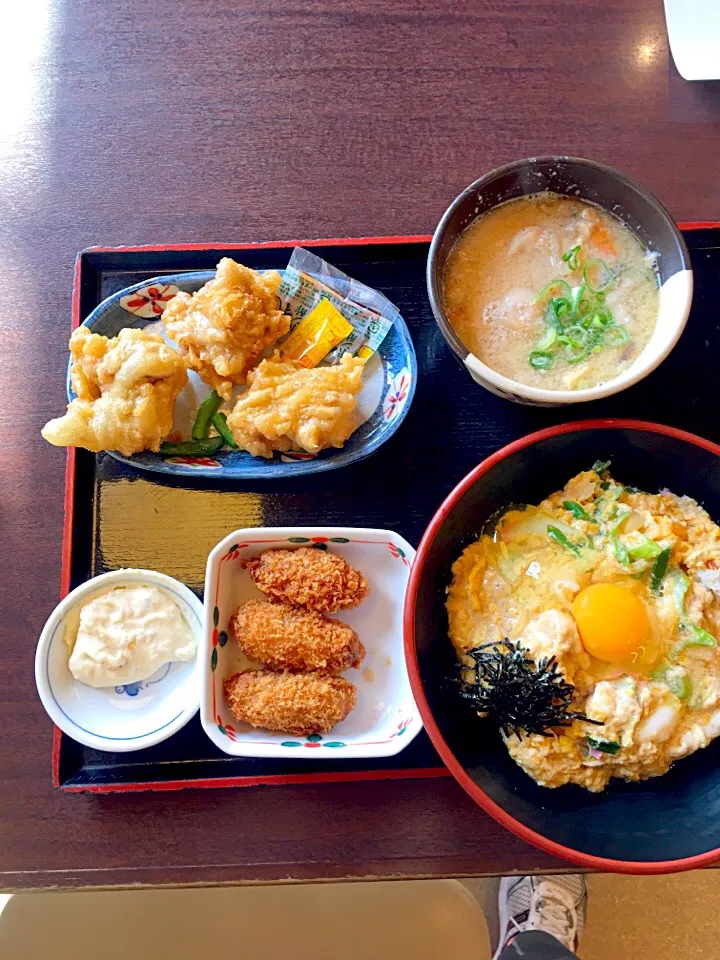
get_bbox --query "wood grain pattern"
[3,0,720,889]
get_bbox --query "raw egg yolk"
[572,583,650,662]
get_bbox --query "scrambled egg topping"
[447,468,720,792]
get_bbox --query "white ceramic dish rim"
[35,568,203,753]
[428,156,694,405]
[201,526,423,759]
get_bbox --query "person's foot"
[492,874,587,958]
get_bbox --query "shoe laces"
[528,889,576,948]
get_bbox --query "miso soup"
[442,193,659,391]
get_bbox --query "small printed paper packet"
[278,247,399,365]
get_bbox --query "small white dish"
[202,527,422,758]
[35,569,203,753]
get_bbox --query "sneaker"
[493,874,587,959]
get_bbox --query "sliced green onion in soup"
[528,350,555,370]
[589,305,614,327]
[562,245,581,271]
[568,285,587,321]
[563,324,590,344]
[536,327,558,351]
[559,326,590,363]
[566,348,590,365]
[584,257,616,293]
[534,280,571,307]
[543,299,569,330]
[603,324,630,347]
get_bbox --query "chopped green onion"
[534,280,571,306]
[671,568,690,615]
[610,507,631,534]
[584,257,615,293]
[600,481,611,490]
[536,327,558,351]
[603,325,630,347]
[626,536,663,561]
[613,536,630,565]
[562,245,581,271]
[528,350,555,370]
[651,664,692,701]
[563,324,590,344]
[568,285,587,321]
[547,525,582,555]
[594,306,614,326]
[191,390,222,440]
[650,547,671,593]
[564,500,593,522]
[559,332,589,364]
[587,737,621,755]
[567,349,589,365]
[585,313,604,331]
[529,257,622,371]
[592,459,611,473]
[670,623,717,660]
[544,297,572,330]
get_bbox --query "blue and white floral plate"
[69,270,417,478]
[35,569,202,753]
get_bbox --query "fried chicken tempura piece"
[41,325,188,456]
[162,258,289,400]
[226,352,365,457]
[232,598,365,673]
[244,547,369,613]
[224,670,357,736]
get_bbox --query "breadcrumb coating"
[243,547,369,613]
[231,599,365,673]
[224,670,356,736]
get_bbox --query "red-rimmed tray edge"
[52,224,718,794]
[54,233,443,793]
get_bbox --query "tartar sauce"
[68,584,196,688]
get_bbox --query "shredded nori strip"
[458,639,602,739]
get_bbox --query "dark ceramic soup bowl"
[427,157,693,406]
[404,420,720,873]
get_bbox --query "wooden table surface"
[3,0,720,890]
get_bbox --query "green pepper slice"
[191,390,223,440]
[160,437,224,457]
[211,412,239,449]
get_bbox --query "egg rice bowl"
[447,464,720,792]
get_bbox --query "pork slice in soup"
[442,194,660,391]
